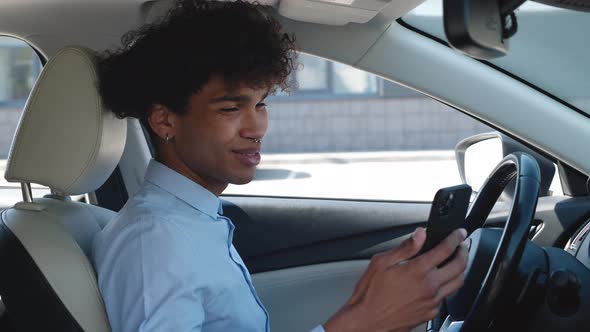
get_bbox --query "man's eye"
[221,107,239,112]
[257,103,267,108]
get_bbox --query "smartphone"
[419,184,472,256]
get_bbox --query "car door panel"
[223,196,431,273]
[252,260,426,332]
[225,196,590,275]
[223,196,432,331]
[253,260,367,332]
[223,197,433,332]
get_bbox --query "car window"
[224,53,563,201]
[0,36,48,208]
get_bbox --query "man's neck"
[155,153,227,197]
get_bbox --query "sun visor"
[143,0,426,26]
[279,0,426,25]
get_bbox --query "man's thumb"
[391,227,426,264]
[412,227,426,249]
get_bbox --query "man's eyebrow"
[209,92,269,104]
[209,95,252,104]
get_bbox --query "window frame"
[0,35,47,209]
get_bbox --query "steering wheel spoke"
[439,316,463,332]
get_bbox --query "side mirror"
[456,133,503,195]
[455,132,556,199]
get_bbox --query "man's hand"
[323,228,468,332]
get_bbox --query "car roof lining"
[0,0,428,59]
[2,0,585,60]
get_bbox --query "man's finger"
[433,241,468,285]
[437,272,465,300]
[348,227,426,305]
[415,228,467,269]
[384,227,426,266]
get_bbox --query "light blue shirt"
[93,160,326,332]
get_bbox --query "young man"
[92,1,469,331]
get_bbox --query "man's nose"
[239,108,267,139]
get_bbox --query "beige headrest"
[4,46,126,196]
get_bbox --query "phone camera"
[438,193,455,216]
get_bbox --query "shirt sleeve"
[96,216,205,332]
[310,325,326,332]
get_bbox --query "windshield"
[404,0,590,115]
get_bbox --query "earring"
[165,134,170,144]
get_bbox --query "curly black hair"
[97,0,297,139]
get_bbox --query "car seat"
[0,46,126,332]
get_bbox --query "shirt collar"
[144,159,223,219]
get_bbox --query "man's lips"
[232,148,261,166]
[233,148,260,155]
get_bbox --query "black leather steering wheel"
[435,152,541,332]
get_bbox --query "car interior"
[0,0,589,332]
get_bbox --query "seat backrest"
[0,46,126,332]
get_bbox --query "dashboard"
[565,219,590,269]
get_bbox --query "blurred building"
[264,53,490,153]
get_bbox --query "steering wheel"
[433,152,541,332]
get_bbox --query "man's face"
[163,76,269,195]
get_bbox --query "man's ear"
[147,104,177,142]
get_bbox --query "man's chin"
[229,173,256,185]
